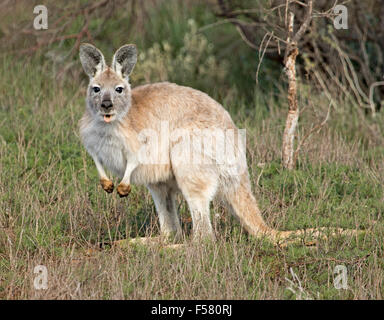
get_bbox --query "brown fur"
[116,183,131,198]
[100,178,114,193]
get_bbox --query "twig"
[293,103,331,165]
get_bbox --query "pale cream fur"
[79,44,362,244]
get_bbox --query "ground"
[0,54,383,299]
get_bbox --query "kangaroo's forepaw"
[100,178,114,193]
[117,183,131,198]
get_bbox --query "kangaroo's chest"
[83,126,129,178]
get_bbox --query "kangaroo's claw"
[117,183,131,197]
[100,178,114,193]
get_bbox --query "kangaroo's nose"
[101,100,113,110]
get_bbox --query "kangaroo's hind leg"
[147,182,182,241]
[173,167,218,241]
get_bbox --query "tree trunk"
[282,13,299,170]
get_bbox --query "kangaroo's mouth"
[103,114,113,123]
[101,112,116,123]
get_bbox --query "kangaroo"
[79,43,360,244]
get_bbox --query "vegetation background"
[0,0,383,299]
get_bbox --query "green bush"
[132,20,229,95]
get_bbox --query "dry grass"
[0,54,383,300]
[0,0,383,299]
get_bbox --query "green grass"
[1,53,383,299]
[0,0,383,300]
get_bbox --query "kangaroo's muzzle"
[101,100,113,110]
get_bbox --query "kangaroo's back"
[127,82,237,134]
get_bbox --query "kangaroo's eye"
[115,86,124,94]
[92,86,100,93]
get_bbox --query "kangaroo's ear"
[112,44,137,79]
[79,43,106,78]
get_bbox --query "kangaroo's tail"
[224,174,363,246]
